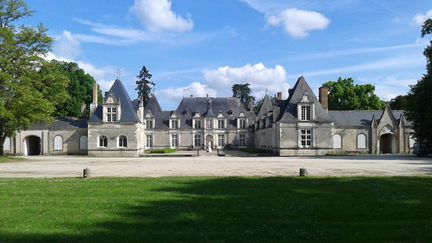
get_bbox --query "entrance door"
[205,135,213,149]
[380,134,393,154]
[24,136,41,156]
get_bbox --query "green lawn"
[145,148,176,154]
[0,156,24,163]
[0,177,431,242]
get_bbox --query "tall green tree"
[323,77,385,110]
[406,18,432,143]
[135,65,155,103]
[50,60,102,117]
[0,0,68,155]
[232,83,255,110]
[389,95,408,110]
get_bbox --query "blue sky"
[25,0,432,110]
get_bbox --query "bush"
[147,149,176,154]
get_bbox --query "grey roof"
[28,117,88,131]
[278,76,332,123]
[329,110,410,127]
[89,79,140,123]
[172,97,255,129]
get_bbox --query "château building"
[2,77,415,156]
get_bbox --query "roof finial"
[116,69,122,80]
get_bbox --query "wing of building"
[4,77,415,157]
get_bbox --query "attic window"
[107,107,118,122]
[228,110,233,116]
[300,105,311,121]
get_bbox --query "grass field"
[0,177,431,242]
[0,156,24,163]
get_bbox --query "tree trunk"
[0,136,5,156]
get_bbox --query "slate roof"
[173,97,256,129]
[28,117,88,131]
[277,76,332,123]
[89,79,140,123]
[329,110,411,127]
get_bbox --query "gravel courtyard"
[0,155,431,178]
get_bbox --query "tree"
[232,83,255,110]
[50,60,102,117]
[323,77,385,110]
[135,66,155,103]
[0,0,68,155]
[406,18,432,143]
[389,95,408,110]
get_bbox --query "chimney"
[276,92,282,100]
[89,83,99,116]
[288,88,294,98]
[248,99,254,112]
[319,86,329,110]
[92,83,98,104]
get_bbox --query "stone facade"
[6,77,414,157]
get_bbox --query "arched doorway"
[380,134,394,154]
[23,136,41,156]
[205,134,213,149]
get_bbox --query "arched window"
[99,135,108,148]
[79,135,88,150]
[119,135,127,148]
[333,134,342,149]
[3,137,11,151]
[54,136,63,151]
[357,134,367,149]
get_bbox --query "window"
[107,107,118,122]
[218,120,225,129]
[146,120,153,129]
[53,136,63,151]
[206,120,213,129]
[239,119,246,129]
[239,134,247,146]
[99,135,108,147]
[357,134,367,149]
[3,137,11,151]
[300,129,312,148]
[300,106,311,121]
[218,134,225,147]
[118,135,127,148]
[171,120,179,129]
[194,134,202,147]
[146,134,153,148]
[194,120,202,129]
[171,134,178,148]
[79,136,88,150]
[333,134,342,149]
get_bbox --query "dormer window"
[217,119,225,129]
[194,119,202,129]
[238,118,247,129]
[146,119,154,129]
[171,119,179,129]
[300,105,311,121]
[107,107,118,122]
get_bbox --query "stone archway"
[205,134,214,149]
[23,136,41,156]
[380,134,394,154]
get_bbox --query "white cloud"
[158,82,217,102]
[266,8,330,38]
[412,9,432,26]
[45,52,117,92]
[130,0,193,32]
[203,63,288,98]
[53,31,81,59]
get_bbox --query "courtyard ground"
[0,154,431,178]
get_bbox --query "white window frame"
[194,119,202,129]
[170,119,179,129]
[53,135,63,151]
[106,106,118,122]
[194,134,202,147]
[357,133,367,149]
[218,134,225,147]
[146,134,153,148]
[99,135,108,148]
[299,129,312,148]
[300,105,311,121]
[333,134,342,149]
[217,119,225,129]
[118,135,127,148]
[239,134,247,146]
[171,133,179,148]
[146,119,154,129]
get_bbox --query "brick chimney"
[276,92,282,100]
[319,86,329,110]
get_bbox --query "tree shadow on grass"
[1,177,432,242]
